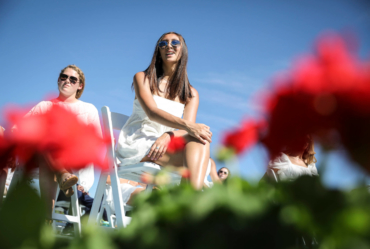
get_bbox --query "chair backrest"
[101,106,129,168]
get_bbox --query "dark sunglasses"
[60,74,79,84]
[218,170,228,175]
[158,40,181,49]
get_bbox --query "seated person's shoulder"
[27,100,53,116]
[82,101,99,113]
[268,153,290,171]
[185,86,199,105]
[133,72,146,83]
[190,86,198,97]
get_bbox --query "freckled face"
[57,68,82,98]
[158,34,182,63]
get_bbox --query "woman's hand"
[147,133,172,161]
[186,122,212,144]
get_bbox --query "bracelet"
[165,131,174,139]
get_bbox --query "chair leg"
[103,186,115,227]
[110,172,127,228]
[95,185,109,225]
[88,171,108,226]
[70,184,81,235]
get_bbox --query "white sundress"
[268,153,319,181]
[116,95,185,166]
[112,95,185,206]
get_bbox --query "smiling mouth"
[166,52,175,56]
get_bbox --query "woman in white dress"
[116,32,212,190]
[267,135,318,181]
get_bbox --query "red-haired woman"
[116,32,212,190]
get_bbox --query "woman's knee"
[184,135,211,148]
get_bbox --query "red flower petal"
[1,105,109,171]
[167,136,186,154]
[223,120,263,154]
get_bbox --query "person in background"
[56,183,106,235]
[106,176,145,206]
[10,65,101,222]
[217,167,230,182]
[204,159,229,188]
[266,135,318,182]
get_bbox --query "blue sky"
[1,0,369,196]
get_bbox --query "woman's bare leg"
[39,160,58,220]
[183,136,210,189]
[141,135,210,190]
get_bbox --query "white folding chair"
[88,106,181,229]
[8,166,82,237]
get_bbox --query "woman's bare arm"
[209,158,222,184]
[133,72,211,143]
[170,86,200,137]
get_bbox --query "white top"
[268,153,319,181]
[25,99,102,191]
[116,95,185,166]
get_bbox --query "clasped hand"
[147,133,172,161]
[186,123,212,145]
[147,123,212,161]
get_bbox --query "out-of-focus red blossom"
[140,173,154,184]
[219,34,370,172]
[179,168,191,179]
[0,105,110,171]
[261,34,370,172]
[167,136,186,153]
[223,120,265,154]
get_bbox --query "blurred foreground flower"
[222,120,265,156]
[263,34,370,171]
[0,105,109,171]
[178,167,191,179]
[140,173,154,184]
[167,136,186,153]
[221,33,370,172]
[139,167,190,186]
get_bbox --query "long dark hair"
[133,31,193,103]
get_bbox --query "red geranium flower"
[261,34,370,171]
[223,120,264,154]
[220,33,370,173]
[179,168,191,179]
[0,105,109,172]
[167,137,186,154]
